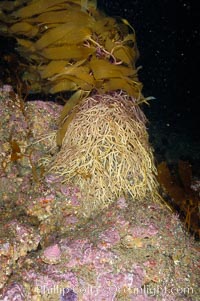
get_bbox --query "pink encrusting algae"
[1,282,26,301]
[0,88,199,300]
[41,244,62,264]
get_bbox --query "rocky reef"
[0,85,199,300]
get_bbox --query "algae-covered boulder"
[0,86,199,301]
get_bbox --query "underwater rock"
[0,256,12,290]
[0,219,41,289]
[0,89,199,300]
[0,282,25,301]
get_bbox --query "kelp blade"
[49,79,78,94]
[10,22,38,37]
[41,45,95,60]
[102,78,136,96]
[12,0,68,18]
[56,89,89,146]
[40,60,68,79]
[35,24,91,49]
[90,58,135,80]
[59,90,84,124]
[25,9,94,27]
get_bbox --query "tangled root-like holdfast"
[49,91,159,216]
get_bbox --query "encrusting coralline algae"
[0,85,199,300]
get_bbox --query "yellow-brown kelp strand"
[0,0,140,98]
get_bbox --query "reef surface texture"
[0,85,199,301]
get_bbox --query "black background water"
[99,0,199,167]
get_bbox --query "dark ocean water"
[100,0,199,169]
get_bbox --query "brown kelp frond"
[40,45,96,60]
[35,25,92,50]
[56,90,90,145]
[0,0,142,99]
[157,161,200,237]
[48,92,158,217]
[11,0,80,18]
[10,0,97,19]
